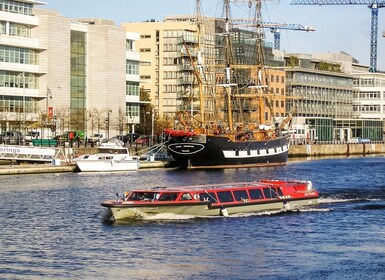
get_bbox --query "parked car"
[112,133,141,144]
[88,133,107,144]
[135,135,157,145]
[135,135,150,144]
[25,131,40,144]
[349,137,371,144]
[125,133,141,143]
[0,131,24,145]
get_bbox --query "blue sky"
[43,0,385,70]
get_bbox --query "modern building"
[284,52,384,141]
[352,72,385,130]
[122,15,216,124]
[315,51,385,134]
[0,0,46,135]
[0,1,141,139]
[284,53,354,120]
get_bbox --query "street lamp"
[146,107,155,146]
[151,107,154,146]
[105,110,112,139]
[17,72,26,136]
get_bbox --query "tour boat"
[101,180,319,220]
[74,139,140,172]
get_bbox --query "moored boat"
[74,139,140,172]
[101,180,319,220]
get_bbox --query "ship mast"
[224,0,234,134]
[254,0,269,126]
[196,0,205,126]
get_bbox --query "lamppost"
[17,72,26,136]
[146,107,155,146]
[105,110,112,139]
[151,107,154,146]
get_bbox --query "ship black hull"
[166,134,290,169]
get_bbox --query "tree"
[115,107,126,136]
[138,87,152,135]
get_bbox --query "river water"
[1,156,385,280]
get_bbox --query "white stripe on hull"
[223,144,289,159]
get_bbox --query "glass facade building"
[70,30,87,132]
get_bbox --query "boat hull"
[167,134,289,169]
[103,197,318,220]
[76,159,140,172]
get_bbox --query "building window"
[139,48,151,52]
[0,46,38,64]
[127,104,139,118]
[70,30,87,131]
[126,60,139,75]
[0,71,38,89]
[9,22,31,37]
[126,40,134,51]
[0,0,33,16]
[126,82,139,96]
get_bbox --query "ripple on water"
[1,157,385,279]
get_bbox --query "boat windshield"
[98,148,128,154]
[128,192,159,201]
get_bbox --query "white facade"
[0,0,47,134]
[352,73,385,122]
[0,1,141,138]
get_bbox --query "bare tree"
[115,107,126,136]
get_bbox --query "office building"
[0,1,140,138]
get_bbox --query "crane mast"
[291,0,385,72]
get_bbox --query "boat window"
[248,189,264,200]
[217,191,234,203]
[180,193,192,200]
[199,192,217,203]
[233,190,248,201]
[128,192,156,201]
[263,188,278,199]
[158,192,178,201]
[277,188,283,196]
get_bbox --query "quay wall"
[72,143,385,158]
[289,143,385,157]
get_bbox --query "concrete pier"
[0,160,177,175]
[289,143,385,157]
[0,143,383,175]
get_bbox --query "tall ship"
[165,0,292,169]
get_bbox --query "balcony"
[177,91,199,100]
[177,76,195,85]
[180,48,197,57]
[178,64,194,71]
[177,104,200,112]
[177,35,198,45]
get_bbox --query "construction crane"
[263,23,315,50]
[232,21,315,50]
[291,0,385,73]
